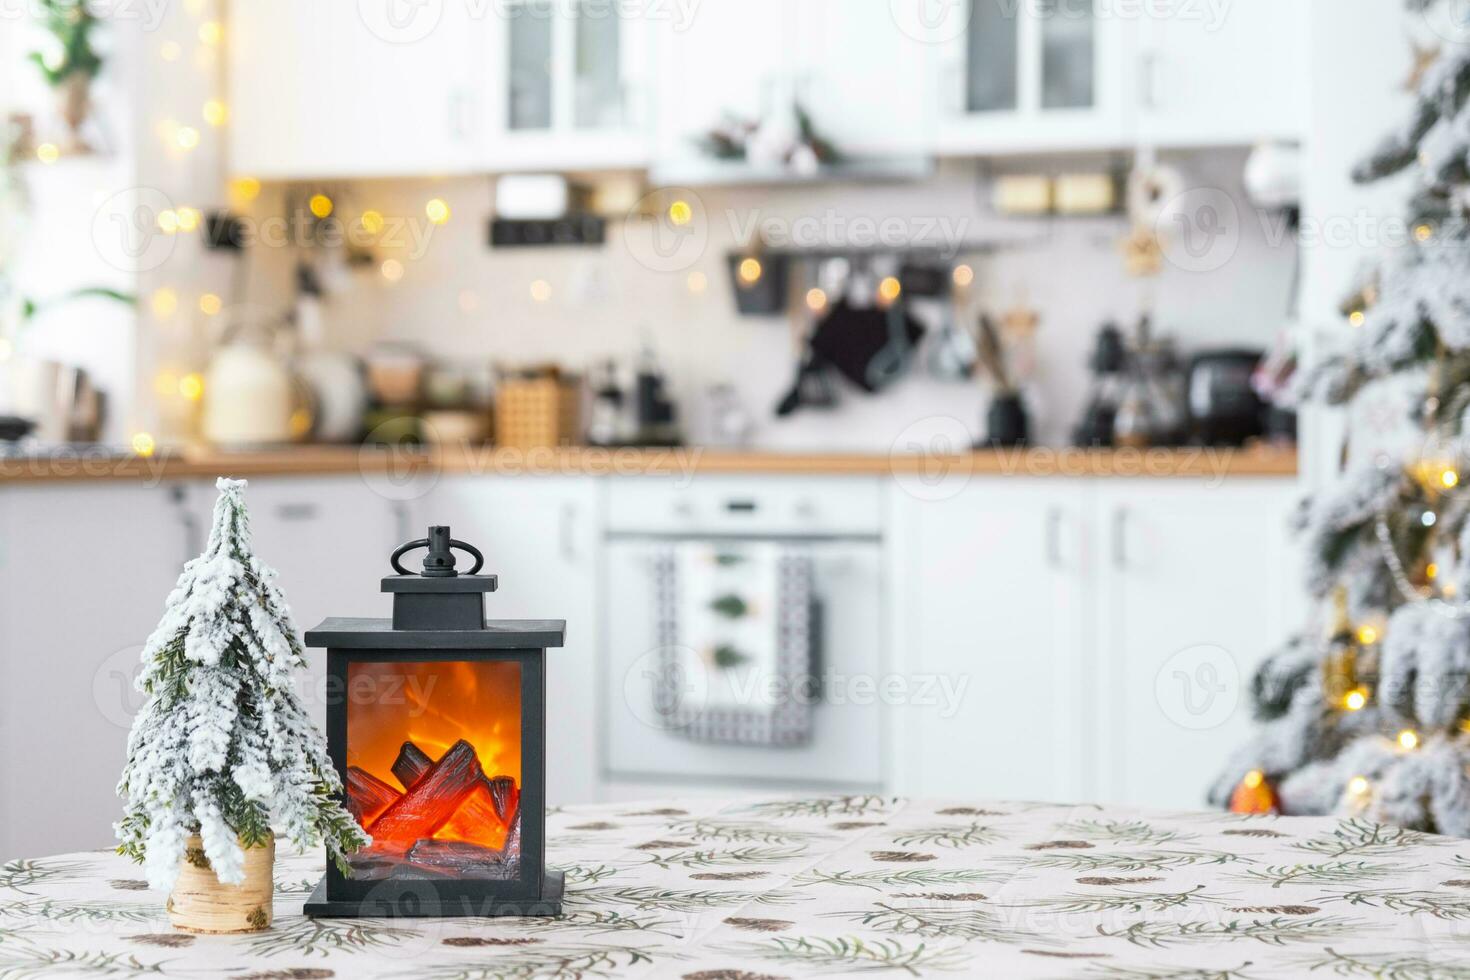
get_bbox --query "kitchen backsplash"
[232,148,1294,451]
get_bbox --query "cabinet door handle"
[1045,507,1063,569]
[1138,51,1161,111]
[1112,506,1130,570]
[560,502,578,562]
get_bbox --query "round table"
[4,796,1469,977]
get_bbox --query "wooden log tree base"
[167,836,275,934]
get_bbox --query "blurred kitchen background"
[0,1,1416,857]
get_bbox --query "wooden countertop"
[0,443,1298,484]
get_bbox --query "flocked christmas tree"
[1213,2,1470,834]
[117,478,367,889]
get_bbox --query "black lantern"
[303,526,565,917]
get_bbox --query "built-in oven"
[601,477,886,793]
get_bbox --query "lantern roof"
[303,525,566,647]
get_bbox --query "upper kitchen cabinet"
[228,0,490,179]
[651,0,933,182]
[934,0,1307,156]
[935,0,1129,155]
[482,0,653,171]
[1133,0,1309,147]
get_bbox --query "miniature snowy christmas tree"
[1213,0,1470,834]
[117,478,367,901]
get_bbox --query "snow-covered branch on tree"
[116,478,368,891]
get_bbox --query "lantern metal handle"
[391,526,485,577]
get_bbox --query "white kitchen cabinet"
[229,0,489,179]
[894,474,1304,810]
[892,479,1092,803]
[483,1,653,171]
[1092,479,1303,809]
[192,477,405,732]
[1133,0,1308,147]
[0,483,195,857]
[419,477,599,806]
[934,0,1130,155]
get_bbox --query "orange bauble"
[1229,770,1280,814]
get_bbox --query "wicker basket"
[494,377,581,449]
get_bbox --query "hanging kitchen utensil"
[807,300,924,395]
[774,347,836,417]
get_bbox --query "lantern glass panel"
[343,659,525,883]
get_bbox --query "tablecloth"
[5,795,1470,978]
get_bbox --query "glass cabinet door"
[573,1,624,128]
[1039,0,1095,110]
[508,1,554,130]
[965,0,1019,112]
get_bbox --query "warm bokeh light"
[309,194,334,219]
[426,198,451,225]
[174,126,201,151]
[806,287,828,311]
[530,279,552,302]
[202,100,228,127]
[738,258,762,284]
[199,21,223,45]
[381,259,405,283]
[35,143,59,164]
[668,199,693,226]
[361,210,385,235]
[151,288,179,316]
[230,177,262,205]
[953,264,975,287]
[199,293,222,316]
[878,276,903,304]
[1356,625,1378,645]
[1344,688,1368,712]
[1348,775,1370,796]
[176,207,202,232]
[1398,729,1420,750]
[131,432,156,457]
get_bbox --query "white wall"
[234,150,1297,450]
